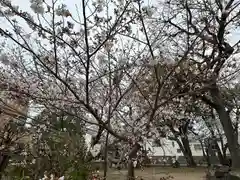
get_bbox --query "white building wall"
[145,138,229,157]
[146,139,179,157]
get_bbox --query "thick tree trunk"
[207,139,220,165]
[210,87,240,169]
[127,160,134,180]
[222,143,228,160]
[214,140,226,165]
[175,137,196,167]
[215,107,240,168]
[103,131,109,179]
[181,137,196,167]
[203,115,227,165]
[200,140,211,166]
[127,143,141,180]
[0,154,10,180]
[205,149,211,167]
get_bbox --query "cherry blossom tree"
[1,0,239,178]
[0,0,175,179]
[156,101,197,167]
[153,0,240,168]
[0,77,30,178]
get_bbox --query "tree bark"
[175,137,196,167]
[180,137,196,167]
[222,143,228,160]
[215,106,240,168]
[103,131,109,179]
[210,86,240,169]
[214,140,226,165]
[168,122,196,167]
[207,140,219,165]
[205,149,211,167]
[202,114,227,165]
[0,154,10,180]
[127,143,141,180]
[127,160,134,180]
[200,140,211,167]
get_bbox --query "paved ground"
[103,167,206,180]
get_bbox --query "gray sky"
[3,0,240,127]
[5,0,240,46]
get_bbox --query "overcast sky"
[4,0,240,128]
[7,0,239,43]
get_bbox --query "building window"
[172,142,175,147]
[194,144,202,151]
[177,149,181,153]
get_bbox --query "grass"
[101,167,206,180]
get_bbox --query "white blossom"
[142,6,155,17]
[14,24,22,34]
[104,41,114,51]
[31,158,36,164]
[96,5,104,12]
[30,0,44,14]
[95,0,105,12]
[0,54,9,65]
[117,0,124,5]
[50,174,54,180]
[175,66,180,74]
[56,4,71,17]
[1,0,11,7]
[90,144,101,157]
[149,58,158,66]
[56,27,62,35]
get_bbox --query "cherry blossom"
[30,0,45,14]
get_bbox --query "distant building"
[146,138,203,157]
[84,128,233,165]
[145,137,230,165]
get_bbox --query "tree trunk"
[214,140,226,165]
[215,106,240,168]
[127,143,141,180]
[208,86,240,169]
[181,137,196,167]
[205,149,211,167]
[0,154,10,180]
[175,137,196,167]
[207,139,219,165]
[127,160,134,180]
[222,143,228,160]
[103,131,109,179]
[203,114,227,165]
[200,140,211,166]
